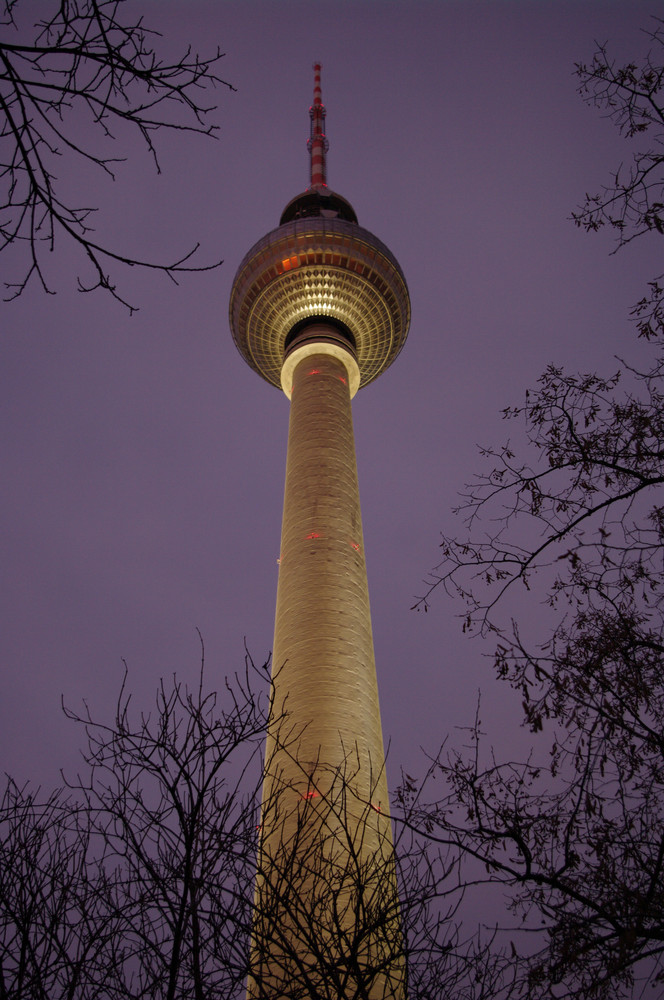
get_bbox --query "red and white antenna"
[307,62,329,191]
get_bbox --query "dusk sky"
[1,0,659,794]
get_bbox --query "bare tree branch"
[410,20,664,998]
[0,0,234,312]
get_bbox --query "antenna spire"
[307,62,329,191]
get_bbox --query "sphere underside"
[229,218,410,389]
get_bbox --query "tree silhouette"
[0,0,232,311]
[572,16,664,342]
[0,655,500,999]
[411,19,664,1000]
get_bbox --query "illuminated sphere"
[229,190,410,390]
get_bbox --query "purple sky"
[1,0,658,792]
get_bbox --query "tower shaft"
[248,332,404,999]
[273,341,385,791]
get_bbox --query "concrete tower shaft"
[250,331,404,999]
[269,336,386,792]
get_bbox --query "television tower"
[229,64,410,999]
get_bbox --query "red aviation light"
[305,531,321,540]
[302,790,320,800]
[308,368,320,375]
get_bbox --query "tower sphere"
[229,196,410,393]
